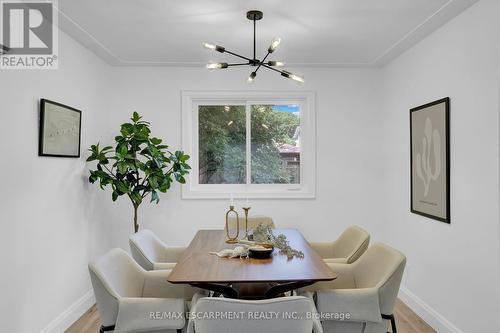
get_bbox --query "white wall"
[106,66,386,249]
[0,30,116,332]
[381,0,500,332]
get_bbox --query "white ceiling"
[56,0,478,67]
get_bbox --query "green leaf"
[134,185,147,192]
[112,191,119,201]
[119,144,128,157]
[150,190,159,203]
[89,172,98,183]
[174,173,185,184]
[149,175,158,188]
[150,137,162,145]
[132,112,141,122]
[117,161,128,174]
[94,170,110,179]
[97,153,107,162]
[131,191,143,205]
[120,123,134,136]
[115,181,129,193]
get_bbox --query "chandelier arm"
[254,51,271,74]
[259,62,287,75]
[227,63,251,67]
[224,49,254,63]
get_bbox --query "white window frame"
[181,90,316,199]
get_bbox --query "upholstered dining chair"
[306,243,406,333]
[187,293,323,333]
[228,215,276,230]
[129,229,186,270]
[89,248,196,333]
[309,225,370,264]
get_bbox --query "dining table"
[167,228,337,299]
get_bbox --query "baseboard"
[399,285,463,333]
[40,289,95,333]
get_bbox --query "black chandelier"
[202,10,304,83]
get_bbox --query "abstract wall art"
[410,97,450,223]
[39,99,82,157]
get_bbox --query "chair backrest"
[190,296,319,333]
[88,248,145,326]
[129,229,166,270]
[331,226,370,263]
[228,215,276,230]
[352,243,406,315]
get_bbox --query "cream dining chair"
[309,225,370,264]
[187,293,323,333]
[227,215,276,230]
[129,229,186,270]
[305,243,406,333]
[89,248,196,333]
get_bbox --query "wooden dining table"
[167,228,337,299]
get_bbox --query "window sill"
[181,186,316,199]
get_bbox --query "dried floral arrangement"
[251,224,304,259]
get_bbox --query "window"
[182,91,315,198]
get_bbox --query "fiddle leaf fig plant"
[86,112,190,233]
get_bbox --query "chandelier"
[202,10,304,83]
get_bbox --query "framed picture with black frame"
[39,99,82,158]
[410,97,450,223]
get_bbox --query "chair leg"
[391,316,397,333]
[382,314,397,333]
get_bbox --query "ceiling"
[56,0,478,67]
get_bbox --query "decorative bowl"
[248,245,274,259]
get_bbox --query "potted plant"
[86,112,190,232]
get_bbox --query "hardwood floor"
[66,298,436,333]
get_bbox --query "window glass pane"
[251,104,300,184]
[198,105,246,184]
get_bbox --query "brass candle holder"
[242,206,251,240]
[225,205,240,243]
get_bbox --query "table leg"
[264,280,316,299]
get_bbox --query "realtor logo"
[0,0,58,69]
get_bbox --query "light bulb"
[206,62,228,70]
[202,42,225,53]
[247,72,257,83]
[202,42,216,50]
[281,71,305,83]
[268,61,284,67]
[268,37,281,53]
[290,74,304,83]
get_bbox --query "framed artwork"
[39,99,82,157]
[410,97,450,223]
